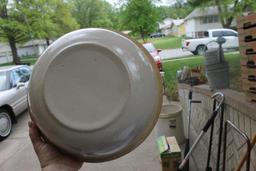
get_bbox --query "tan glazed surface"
[28,28,163,162]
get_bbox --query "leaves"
[72,0,115,29]
[188,0,256,28]
[122,0,159,40]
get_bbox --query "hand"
[28,121,83,171]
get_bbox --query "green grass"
[151,36,182,50]
[0,57,37,67]
[138,36,182,50]
[21,57,37,65]
[163,52,241,97]
[0,62,13,67]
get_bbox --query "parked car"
[149,32,165,38]
[0,65,31,141]
[182,28,239,55]
[143,43,163,71]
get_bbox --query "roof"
[185,6,219,20]
[0,65,22,72]
[172,19,184,26]
[159,18,174,29]
[159,18,185,29]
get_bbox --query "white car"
[0,65,31,141]
[182,28,239,55]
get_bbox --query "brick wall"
[178,84,256,171]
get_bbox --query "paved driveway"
[159,48,193,60]
[0,112,161,171]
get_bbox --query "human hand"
[28,121,83,171]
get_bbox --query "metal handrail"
[222,120,251,171]
[178,92,224,170]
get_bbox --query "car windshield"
[143,43,156,53]
[0,71,8,91]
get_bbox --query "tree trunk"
[215,0,238,28]
[8,36,20,64]
[140,27,145,42]
[46,38,50,46]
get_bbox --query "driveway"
[159,48,193,60]
[0,112,161,171]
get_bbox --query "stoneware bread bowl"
[28,28,162,162]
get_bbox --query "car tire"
[195,45,207,56]
[0,109,12,141]
[191,51,198,55]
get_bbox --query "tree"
[0,0,28,64]
[156,2,193,20]
[122,0,159,41]
[188,0,256,28]
[72,0,114,29]
[20,0,79,46]
[0,0,79,64]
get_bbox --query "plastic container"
[205,61,229,71]
[206,67,229,89]
[204,48,224,65]
[156,102,185,144]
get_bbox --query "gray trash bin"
[156,102,185,144]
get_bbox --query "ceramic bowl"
[28,28,162,162]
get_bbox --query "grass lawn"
[0,57,37,67]
[151,36,182,50]
[21,57,37,65]
[163,52,241,98]
[138,36,182,50]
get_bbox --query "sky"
[105,0,176,7]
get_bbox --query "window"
[213,16,219,23]
[19,67,31,82]
[11,70,22,86]
[143,43,156,53]
[11,67,31,86]
[201,15,219,24]
[212,31,223,37]
[204,31,209,37]
[222,31,237,37]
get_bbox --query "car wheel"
[191,51,198,55]
[196,45,207,56]
[0,109,12,141]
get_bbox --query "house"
[171,19,185,37]
[159,18,173,36]
[159,18,185,37]
[184,6,237,38]
[0,43,12,64]
[18,39,50,57]
[0,39,50,64]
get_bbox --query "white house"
[171,19,185,37]
[0,43,12,64]
[159,18,185,37]
[18,39,49,57]
[159,18,173,35]
[184,6,237,38]
[0,39,50,64]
